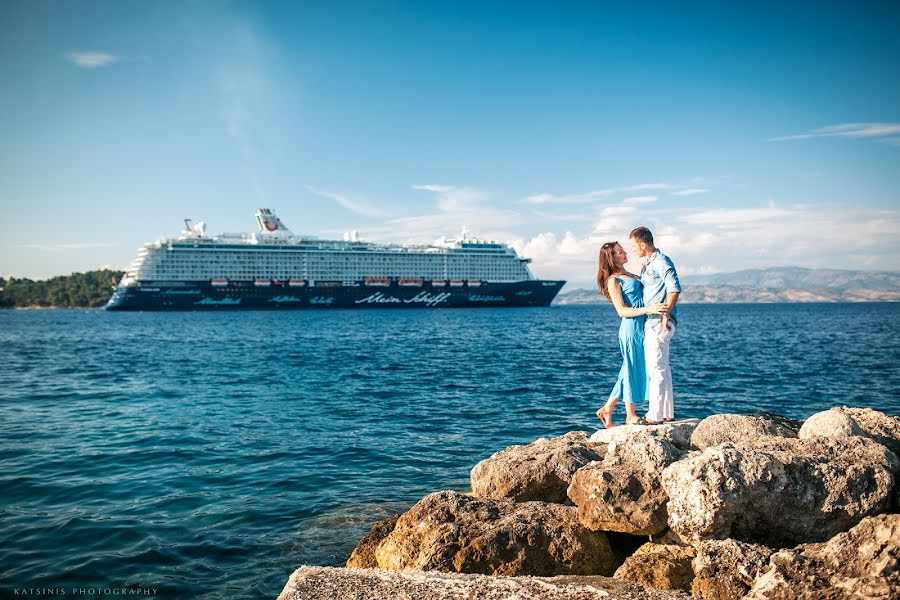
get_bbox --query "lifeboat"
[365,277,390,286]
[467,280,482,287]
[431,280,447,286]
[211,278,229,287]
[398,278,423,287]
[254,279,271,287]
[449,280,465,287]
[288,280,306,287]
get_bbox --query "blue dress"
[609,277,647,405]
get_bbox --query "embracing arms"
[606,277,667,318]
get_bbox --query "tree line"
[0,269,124,308]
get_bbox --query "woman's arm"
[607,278,665,318]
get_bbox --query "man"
[629,227,681,424]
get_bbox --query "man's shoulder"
[654,250,677,269]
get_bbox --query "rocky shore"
[279,407,900,599]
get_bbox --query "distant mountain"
[554,267,900,304]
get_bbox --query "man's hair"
[629,227,654,246]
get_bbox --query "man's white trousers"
[644,319,675,422]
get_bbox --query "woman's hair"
[596,242,619,302]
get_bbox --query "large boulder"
[470,431,606,503]
[690,413,799,450]
[568,433,686,536]
[837,407,900,456]
[613,542,695,592]
[346,515,400,568]
[661,436,898,547]
[801,407,900,457]
[277,566,692,600]
[798,407,863,440]
[374,491,616,576]
[690,539,774,600]
[589,419,700,450]
[745,513,900,599]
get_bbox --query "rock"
[662,436,898,547]
[800,407,900,455]
[589,419,700,450]
[470,431,606,503]
[374,490,616,576]
[347,515,400,568]
[837,407,900,456]
[277,566,692,600]
[798,407,863,440]
[568,433,685,536]
[613,542,696,592]
[690,539,774,600]
[690,414,799,450]
[745,513,900,599]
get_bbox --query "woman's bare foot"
[596,401,616,428]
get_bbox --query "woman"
[594,241,666,427]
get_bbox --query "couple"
[594,226,681,427]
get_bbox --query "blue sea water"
[1,303,898,598]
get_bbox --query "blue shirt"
[640,249,681,324]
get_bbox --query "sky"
[1,1,899,289]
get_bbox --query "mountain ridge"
[555,267,900,304]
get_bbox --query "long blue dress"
[609,277,647,405]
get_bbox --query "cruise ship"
[106,209,565,310]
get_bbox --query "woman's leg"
[624,402,640,425]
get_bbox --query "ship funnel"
[183,219,206,237]
[255,209,293,235]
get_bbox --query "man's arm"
[665,291,680,310]
[661,260,680,329]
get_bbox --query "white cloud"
[521,189,614,205]
[684,207,792,227]
[602,205,637,217]
[412,184,483,212]
[558,231,587,255]
[623,195,658,205]
[305,185,384,218]
[521,179,710,205]
[593,204,640,236]
[620,182,674,192]
[411,184,454,193]
[769,122,900,142]
[64,51,121,68]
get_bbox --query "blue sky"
[1,1,898,288]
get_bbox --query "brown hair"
[596,242,619,302]
[629,226,654,246]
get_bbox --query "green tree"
[0,270,124,308]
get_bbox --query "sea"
[1,303,898,598]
